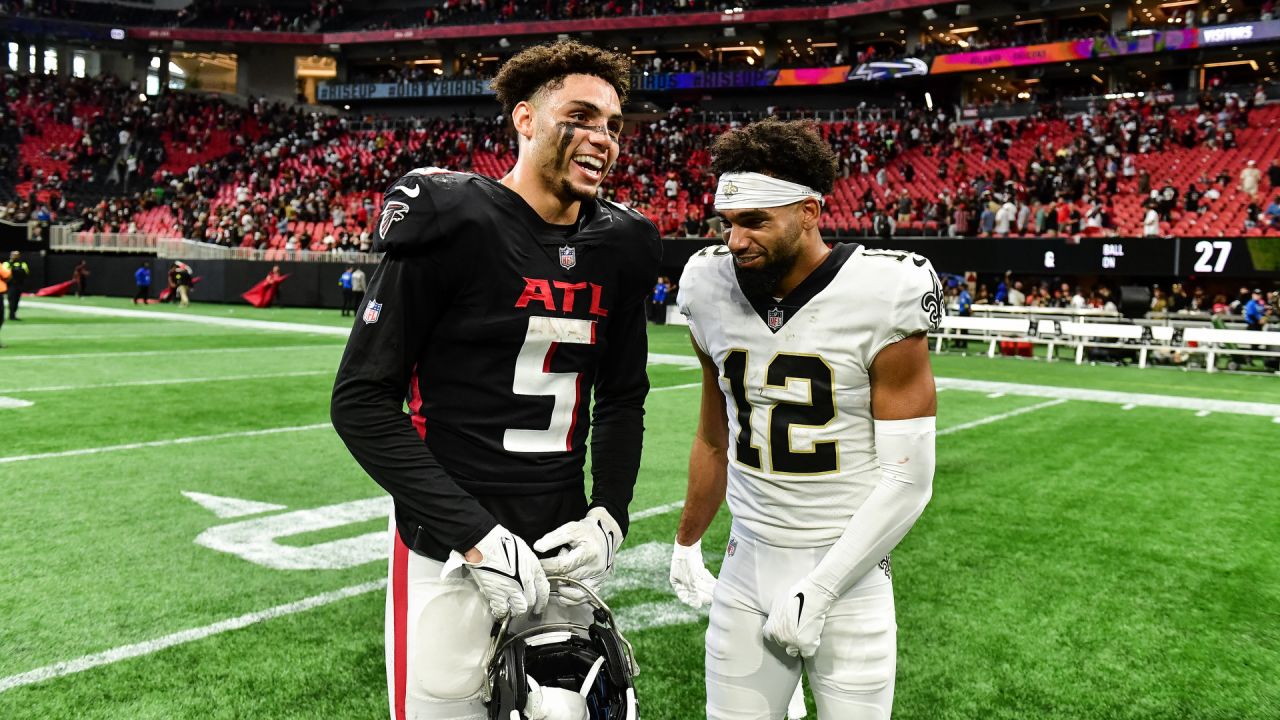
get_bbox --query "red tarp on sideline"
[35,279,77,297]
[242,274,290,308]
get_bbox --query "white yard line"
[631,499,686,520]
[0,397,34,409]
[0,423,332,465]
[27,303,1276,419]
[650,382,700,393]
[22,301,351,336]
[0,370,332,394]
[936,399,1068,435]
[935,377,1280,418]
[0,580,386,693]
[0,398,1069,691]
[649,352,701,368]
[0,344,342,361]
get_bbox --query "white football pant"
[706,522,897,720]
[384,515,591,720]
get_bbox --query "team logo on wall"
[379,201,409,239]
[848,58,929,81]
[767,307,785,331]
[559,245,577,269]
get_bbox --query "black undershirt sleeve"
[587,282,651,538]
[330,249,496,554]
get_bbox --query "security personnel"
[338,266,355,316]
[3,251,29,320]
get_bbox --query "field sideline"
[1,296,1277,719]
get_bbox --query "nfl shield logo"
[559,245,577,270]
[362,299,382,324]
[726,537,737,557]
[767,307,784,331]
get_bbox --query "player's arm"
[676,335,729,546]
[765,258,941,658]
[584,236,660,537]
[806,332,936,596]
[765,332,936,656]
[534,229,658,596]
[330,249,498,555]
[668,333,727,609]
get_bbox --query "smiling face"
[515,74,623,204]
[719,202,809,298]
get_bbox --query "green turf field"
[2,296,1278,719]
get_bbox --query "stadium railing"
[51,230,168,254]
[156,238,380,264]
[929,305,1279,372]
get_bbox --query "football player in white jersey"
[669,119,943,719]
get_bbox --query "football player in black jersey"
[331,40,660,720]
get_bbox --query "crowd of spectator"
[5,69,1280,248]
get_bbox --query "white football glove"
[669,538,718,609]
[524,676,588,720]
[448,524,549,620]
[534,507,623,588]
[762,577,837,658]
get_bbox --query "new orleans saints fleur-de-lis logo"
[920,275,944,329]
[723,182,739,197]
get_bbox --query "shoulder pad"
[374,169,475,253]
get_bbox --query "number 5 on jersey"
[722,349,838,475]
[504,316,595,453]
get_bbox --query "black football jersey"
[332,168,661,559]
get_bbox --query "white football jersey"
[677,242,942,547]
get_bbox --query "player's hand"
[534,507,623,586]
[669,537,718,609]
[762,577,837,658]
[458,524,549,620]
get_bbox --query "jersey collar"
[738,242,859,334]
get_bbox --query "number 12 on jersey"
[722,349,839,475]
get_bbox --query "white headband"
[714,171,824,210]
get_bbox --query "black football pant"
[341,289,354,316]
[7,288,18,319]
[134,285,150,304]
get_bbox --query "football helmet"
[484,577,640,720]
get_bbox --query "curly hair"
[491,40,631,117]
[709,119,838,196]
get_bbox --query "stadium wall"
[40,254,379,308]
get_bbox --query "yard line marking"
[937,399,1068,436]
[986,392,1005,398]
[650,382,700,393]
[1121,403,1137,411]
[0,423,331,465]
[0,344,342,361]
[0,580,387,694]
[22,301,352,337]
[1195,410,1211,417]
[649,352,701,368]
[935,377,1280,418]
[22,304,1280,418]
[631,500,686,520]
[11,332,268,342]
[20,303,701,374]
[0,397,34,409]
[0,399,1055,691]
[0,370,331,394]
